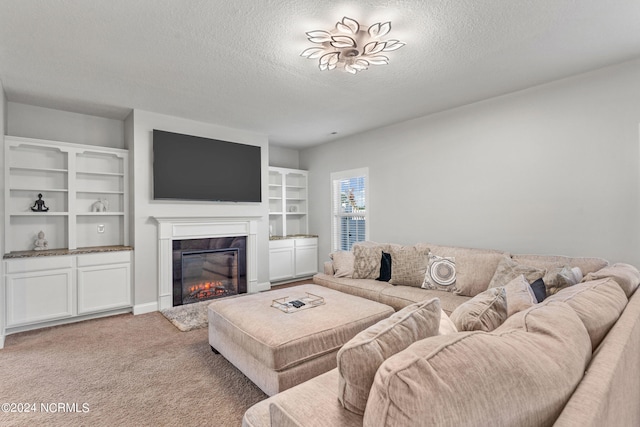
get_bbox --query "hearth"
[172,237,247,306]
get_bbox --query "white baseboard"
[253,281,271,293]
[133,302,158,315]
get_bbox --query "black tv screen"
[153,130,262,202]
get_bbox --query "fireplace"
[172,237,247,306]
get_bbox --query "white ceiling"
[1,0,639,148]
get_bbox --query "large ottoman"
[208,284,394,396]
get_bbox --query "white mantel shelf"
[152,216,261,310]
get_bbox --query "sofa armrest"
[270,403,304,427]
[323,261,335,276]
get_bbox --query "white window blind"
[331,168,369,251]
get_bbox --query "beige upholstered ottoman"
[208,284,394,396]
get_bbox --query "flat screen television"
[153,130,262,202]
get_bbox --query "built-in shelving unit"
[4,136,129,252]
[268,167,309,237]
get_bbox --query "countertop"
[4,245,134,259]
[269,234,318,241]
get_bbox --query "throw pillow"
[544,265,580,296]
[388,245,430,287]
[439,310,458,335]
[530,278,546,302]
[449,287,507,332]
[337,298,441,415]
[377,252,392,282]
[503,275,537,317]
[581,263,640,298]
[488,257,546,289]
[352,244,383,280]
[331,251,354,278]
[422,253,457,292]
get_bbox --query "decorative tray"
[271,292,325,314]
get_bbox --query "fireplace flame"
[189,281,225,293]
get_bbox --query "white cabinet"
[268,240,295,282]
[294,238,319,277]
[269,237,318,283]
[77,252,132,315]
[2,250,132,345]
[4,136,129,253]
[5,257,74,327]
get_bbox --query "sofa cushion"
[313,274,391,302]
[512,254,608,279]
[582,263,640,298]
[542,278,628,349]
[352,243,382,280]
[450,275,536,332]
[488,257,546,288]
[377,285,470,314]
[330,251,354,278]
[450,285,507,332]
[426,245,511,297]
[388,245,430,287]
[439,309,458,335]
[337,298,441,415]
[542,265,581,295]
[363,302,592,427]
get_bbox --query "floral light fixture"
[301,16,405,74]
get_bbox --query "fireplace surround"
[153,216,260,310]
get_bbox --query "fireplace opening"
[181,248,239,304]
[173,237,247,306]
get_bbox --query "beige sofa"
[243,243,640,426]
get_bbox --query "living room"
[1,1,640,426]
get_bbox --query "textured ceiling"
[1,0,639,148]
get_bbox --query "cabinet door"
[269,244,295,282]
[77,263,131,315]
[6,269,74,327]
[294,239,318,277]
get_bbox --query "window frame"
[330,167,370,252]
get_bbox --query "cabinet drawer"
[294,237,318,248]
[5,256,73,274]
[77,251,131,267]
[269,239,294,249]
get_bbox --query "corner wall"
[0,80,6,347]
[301,59,640,266]
[129,110,270,311]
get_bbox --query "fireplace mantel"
[152,216,260,310]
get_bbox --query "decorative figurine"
[31,193,49,212]
[91,198,109,212]
[34,230,48,251]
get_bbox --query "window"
[331,168,369,251]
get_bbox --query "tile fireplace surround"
[153,216,260,310]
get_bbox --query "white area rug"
[160,300,211,331]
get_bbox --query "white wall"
[128,110,270,308]
[0,80,6,345]
[7,102,125,148]
[269,145,300,169]
[301,59,640,267]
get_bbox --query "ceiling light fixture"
[301,16,405,74]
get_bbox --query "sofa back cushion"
[512,254,608,289]
[542,278,628,349]
[363,302,592,427]
[424,244,511,297]
[581,263,640,298]
[337,298,441,415]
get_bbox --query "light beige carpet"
[0,312,267,427]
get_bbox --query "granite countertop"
[4,245,134,259]
[269,234,318,241]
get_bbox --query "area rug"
[160,300,211,331]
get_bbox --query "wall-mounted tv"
[153,130,262,202]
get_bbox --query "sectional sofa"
[243,242,640,426]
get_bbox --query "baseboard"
[0,335,4,350]
[133,302,158,315]
[253,281,271,293]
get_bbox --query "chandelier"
[301,16,405,74]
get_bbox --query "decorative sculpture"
[91,198,109,212]
[34,230,48,251]
[31,193,49,212]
